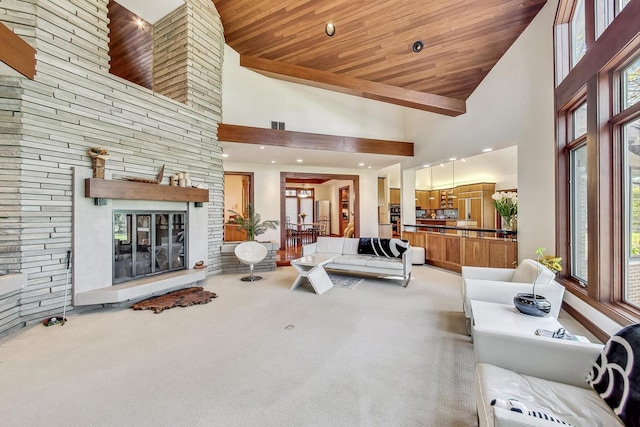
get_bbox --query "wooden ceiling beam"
[218,123,414,157]
[240,55,466,117]
[0,22,36,79]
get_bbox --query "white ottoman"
[411,247,425,265]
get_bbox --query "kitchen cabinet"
[430,190,440,209]
[390,188,400,204]
[415,190,430,209]
[403,230,517,273]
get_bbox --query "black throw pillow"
[586,323,640,427]
[358,238,409,258]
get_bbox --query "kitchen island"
[403,224,516,272]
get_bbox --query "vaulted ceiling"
[213,0,547,116]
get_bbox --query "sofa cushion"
[342,238,360,255]
[357,238,409,258]
[331,254,372,267]
[315,237,345,254]
[587,323,640,427]
[476,363,623,426]
[512,259,555,285]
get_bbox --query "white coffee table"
[290,254,336,295]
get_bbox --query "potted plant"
[228,204,279,241]
[513,248,562,317]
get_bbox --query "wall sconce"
[412,40,424,53]
[325,23,336,37]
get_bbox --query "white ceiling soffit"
[116,0,184,24]
[220,142,407,170]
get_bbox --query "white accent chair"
[234,241,268,282]
[461,259,565,331]
[474,324,640,427]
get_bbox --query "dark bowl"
[513,293,551,317]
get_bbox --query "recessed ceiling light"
[483,148,493,152]
[368,166,371,169]
[260,146,265,149]
[325,22,335,37]
[423,164,430,168]
[358,163,365,167]
[221,154,229,158]
[412,40,424,53]
[271,160,275,163]
[449,157,457,161]
[440,164,445,167]
[461,159,466,162]
[296,159,303,163]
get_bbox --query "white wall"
[222,46,406,140]
[402,0,558,261]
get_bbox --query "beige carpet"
[0,265,587,426]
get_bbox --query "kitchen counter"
[415,219,477,231]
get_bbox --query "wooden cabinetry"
[224,224,247,241]
[457,183,496,229]
[390,188,400,204]
[403,230,517,273]
[416,190,430,209]
[430,190,440,209]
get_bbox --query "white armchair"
[474,324,640,427]
[461,259,564,325]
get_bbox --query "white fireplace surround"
[72,167,208,305]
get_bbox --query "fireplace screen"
[113,211,187,283]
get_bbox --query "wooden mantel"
[85,179,209,203]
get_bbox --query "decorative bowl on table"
[513,293,551,317]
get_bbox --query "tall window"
[571,144,589,284]
[571,0,586,66]
[624,118,640,306]
[570,102,588,284]
[555,0,640,327]
[620,57,640,307]
[622,57,640,110]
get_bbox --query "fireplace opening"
[113,211,187,284]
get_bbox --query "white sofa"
[302,237,411,286]
[474,324,640,427]
[462,259,565,324]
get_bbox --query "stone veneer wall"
[0,0,224,337]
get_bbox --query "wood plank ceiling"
[212,0,547,116]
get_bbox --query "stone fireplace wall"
[0,0,224,336]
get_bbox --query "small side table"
[290,254,336,295]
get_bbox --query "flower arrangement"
[298,213,307,222]
[491,191,517,218]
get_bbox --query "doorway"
[224,172,253,241]
[279,172,359,250]
[339,186,350,236]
